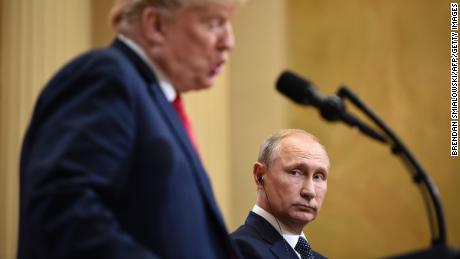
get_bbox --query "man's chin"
[179,81,213,92]
[195,77,215,90]
[204,77,216,88]
[290,212,316,225]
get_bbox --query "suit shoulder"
[40,47,145,103]
[231,224,260,240]
[56,48,137,83]
[28,47,149,132]
[231,225,270,250]
[231,225,273,259]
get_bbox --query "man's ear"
[140,6,168,45]
[253,162,266,188]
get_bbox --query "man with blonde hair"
[231,129,329,259]
[18,0,238,258]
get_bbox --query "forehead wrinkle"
[278,136,330,171]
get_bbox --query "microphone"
[276,71,324,107]
[276,71,387,143]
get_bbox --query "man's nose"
[218,22,235,51]
[300,178,316,200]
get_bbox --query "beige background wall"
[0,0,458,258]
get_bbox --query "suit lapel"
[150,78,224,219]
[270,239,298,259]
[245,212,299,259]
[109,39,227,230]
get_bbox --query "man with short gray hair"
[18,0,238,258]
[231,129,329,259]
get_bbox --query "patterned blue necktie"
[295,236,315,259]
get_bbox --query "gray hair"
[257,129,325,168]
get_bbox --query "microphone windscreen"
[276,71,313,105]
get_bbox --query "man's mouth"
[209,60,226,77]
[294,204,317,212]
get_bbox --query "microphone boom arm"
[317,95,387,143]
[336,86,446,246]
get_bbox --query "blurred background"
[0,0,458,258]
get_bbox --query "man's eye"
[313,173,325,181]
[289,169,301,176]
[208,18,222,29]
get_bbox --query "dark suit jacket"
[231,212,326,259]
[18,39,235,259]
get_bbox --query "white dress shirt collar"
[117,34,177,102]
[252,205,307,258]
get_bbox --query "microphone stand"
[314,86,457,257]
[335,86,446,246]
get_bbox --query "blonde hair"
[110,0,237,33]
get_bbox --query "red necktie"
[172,95,199,153]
